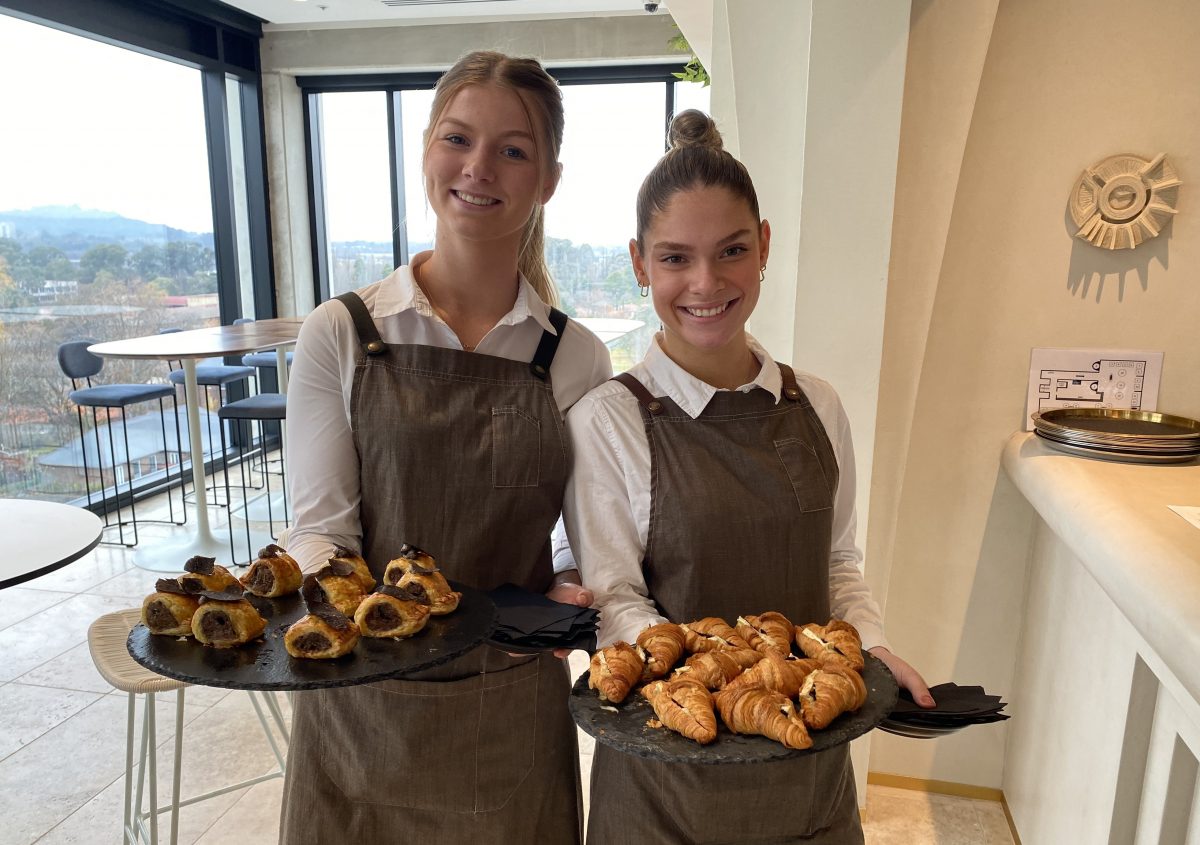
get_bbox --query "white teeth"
[684,303,729,318]
[455,191,497,206]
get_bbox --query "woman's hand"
[546,571,594,658]
[869,646,936,708]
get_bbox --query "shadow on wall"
[1064,204,1172,303]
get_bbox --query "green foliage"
[668,24,710,87]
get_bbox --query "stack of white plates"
[1031,408,1200,464]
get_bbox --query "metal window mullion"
[237,76,278,323]
[304,92,331,304]
[388,90,410,268]
[664,81,675,152]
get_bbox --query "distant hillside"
[0,205,213,258]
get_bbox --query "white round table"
[0,499,103,589]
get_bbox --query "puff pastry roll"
[636,622,687,680]
[240,544,302,598]
[671,648,758,691]
[795,619,865,673]
[384,546,460,615]
[190,587,267,648]
[798,665,868,729]
[141,578,201,636]
[679,617,752,653]
[735,612,796,657]
[714,685,813,750]
[178,556,240,593]
[285,576,360,659]
[642,675,718,744]
[588,641,645,704]
[328,544,376,593]
[313,560,367,618]
[723,650,822,696]
[353,584,431,639]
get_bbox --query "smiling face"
[631,185,770,370]
[423,83,559,250]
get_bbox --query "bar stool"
[88,609,289,845]
[218,392,289,566]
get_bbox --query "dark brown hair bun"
[668,109,723,152]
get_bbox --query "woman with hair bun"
[280,50,610,843]
[563,110,932,843]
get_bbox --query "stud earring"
[759,265,767,283]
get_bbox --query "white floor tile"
[0,587,73,633]
[0,683,102,762]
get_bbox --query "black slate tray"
[569,651,897,764]
[127,581,496,691]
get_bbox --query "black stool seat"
[241,351,294,369]
[70,383,175,408]
[218,393,287,422]
[169,364,256,387]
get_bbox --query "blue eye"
[723,245,748,257]
[503,146,528,160]
[445,134,467,145]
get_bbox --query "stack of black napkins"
[486,583,599,653]
[878,683,1009,738]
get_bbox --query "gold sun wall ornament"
[1069,153,1181,250]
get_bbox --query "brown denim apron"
[587,365,863,845]
[280,293,582,844]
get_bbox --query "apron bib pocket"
[491,406,542,488]
[774,436,834,513]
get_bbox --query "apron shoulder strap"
[612,372,665,415]
[334,292,387,356]
[529,307,569,380]
[777,363,804,403]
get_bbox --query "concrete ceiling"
[218,0,669,29]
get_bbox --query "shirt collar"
[641,333,782,419]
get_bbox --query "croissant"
[383,545,460,615]
[353,584,431,638]
[285,575,361,659]
[735,612,796,657]
[714,685,813,750]
[642,675,718,744]
[190,588,267,648]
[328,545,376,593]
[240,545,303,598]
[795,619,865,672]
[680,617,752,653]
[141,578,200,636]
[178,556,240,593]
[636,622,687,680]
[314,561,367,618]
[589,642,645,704]
[798,665,868,729]
[723,650,822,696]
[671,648,758,690]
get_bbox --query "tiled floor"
[1,489,1016,844]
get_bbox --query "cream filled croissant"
[636,622,687,680]
[178,555,240,593]
[735,612,796,657]
[383,546,460,616]
[643,675,718,745]
[589,641,645,704]
[714,684,813,750]
[328,544,376,593]
[354,583,431,639]
[285,575,360,659]
[239,544,302,598]
[723,650,822,696]
[798,664,868,729]
[141,578,201,636]
[679,617,752,653]
[313,560,367,618]
[671,648,758,691]
[795,619,865,673]
[190,587,267,648]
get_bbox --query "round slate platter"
[569,651,898,764]
[128,581,496,691]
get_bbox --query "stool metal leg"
[169,689,184,845]
[248,691,287,774]
[147,692,158,845]
[132,693,150,844]
[124,693,135,844]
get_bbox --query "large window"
[0,1,272,503]
[302,69,710,371]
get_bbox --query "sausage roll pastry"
[588,641,645,704]
[141,578,201,636]
[735,611,796,657]
[679,617,752,653]
[723,650,822,696]
[714,684,813,750]
[190,587,267,648]
[671,648,758,691]
[178,555,241,593]
[795,619,865,673]
[384,548,460,616]
[328,544,376,593]
[636,622,687,680]
[313,560,366,618]
[797,665,868,729]
[642,675,718,745]
[285,576,360,660]
[353,583,431,639]
[239,544,302,598]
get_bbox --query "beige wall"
[870,0,1200,788]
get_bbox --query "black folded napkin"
[882,682,1009,734]
[486,583,598,653]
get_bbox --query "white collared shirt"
[285,262,612,574]
[559,333,888,650]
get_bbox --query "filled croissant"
[636,622,687,680]
[723,650,822,697]
[190,587,267,648]
[353,583,431,639]
[285,576,360,659]
[141,578,201,636]
[796,620,865,672]
[178,555,240,593]
[384,546,460,615]
[588,641,645,704]
[240,544,302,598]
[314,560,367,618]
[328,544,376,593]
[671,648,759,691]
[798,665,868,729]
[735,612,795,657]
[680,617,752,653]
[642,675,718,744]
[714,685,813,750]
